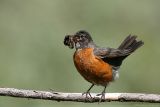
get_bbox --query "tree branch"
[0,88,159,103]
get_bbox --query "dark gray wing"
[93,47,131,66]
[94,47,131,58]
[93,35,144,66]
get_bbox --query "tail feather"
[102,35,143,67]
[118,35,144,54]
[130,41,144,52]
[105,35,144,67]
[119,35,137,49]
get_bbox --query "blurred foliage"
[0,0,160,107]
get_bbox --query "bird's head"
[64,30,93,49]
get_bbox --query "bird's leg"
[82,84,94,99]
[97,86,107,103]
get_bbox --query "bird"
[63,30,144,102]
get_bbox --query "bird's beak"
[64,35,74,49]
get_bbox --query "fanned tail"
[118,35,144,54]
[102,35,144,67]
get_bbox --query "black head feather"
[75,30,93,42]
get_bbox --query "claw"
[82,92,93,102]
[82,84,94,101]
[97,86,107,103]
[82,92,92,99]
[97,92,105,103]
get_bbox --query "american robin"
[63,30,144,102]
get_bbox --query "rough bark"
[0,88,159,103]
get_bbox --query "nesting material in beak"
[64,35,74,49]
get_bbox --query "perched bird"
[64,30,144,102]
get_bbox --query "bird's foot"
[97,92,105,103]
[82,91,93,101]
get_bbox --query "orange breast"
[73,48,113,86]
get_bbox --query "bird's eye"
[80,34,84,38]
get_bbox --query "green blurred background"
[0,0,160,107]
